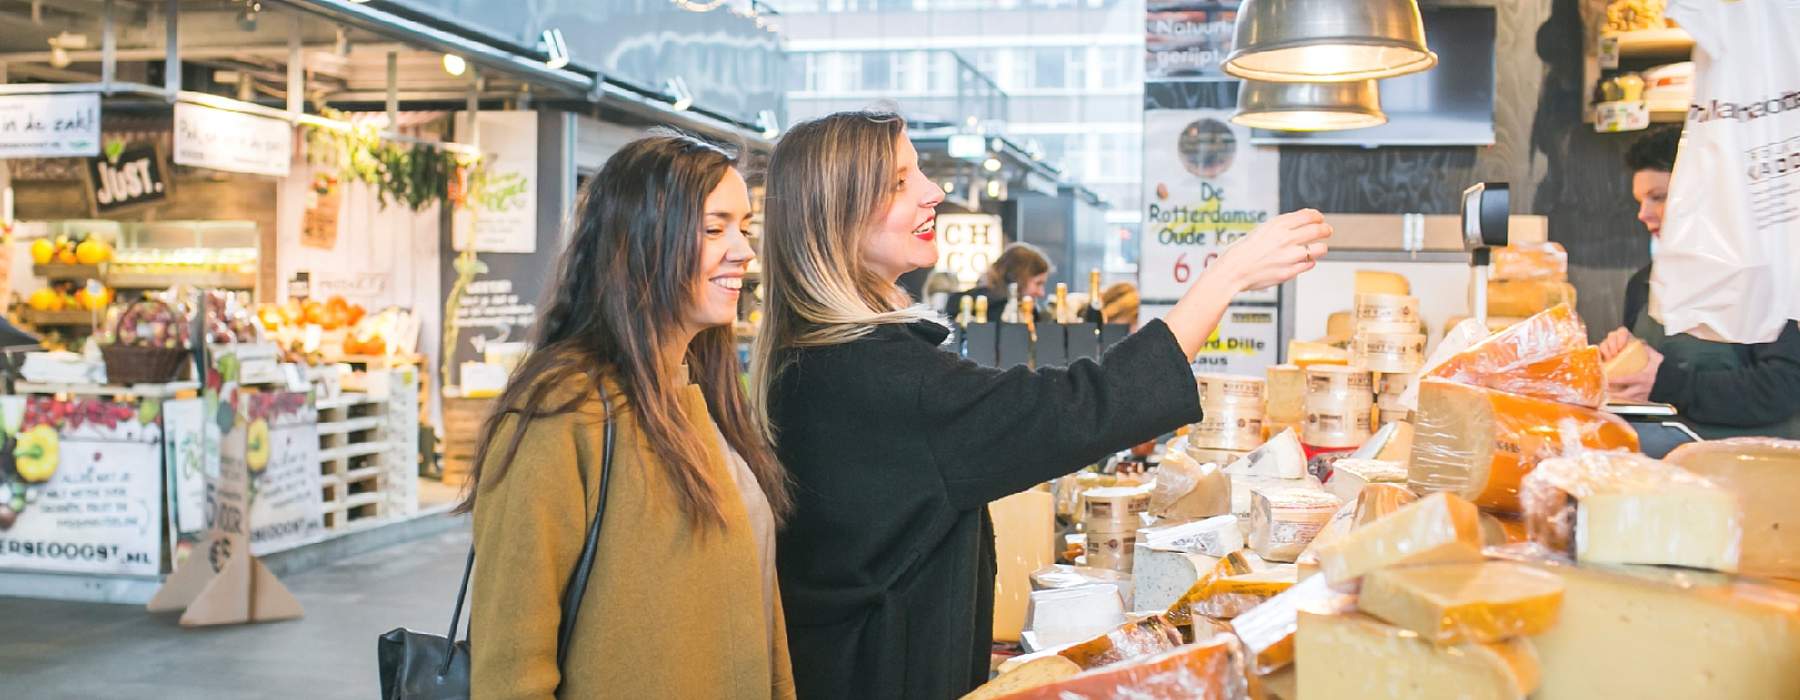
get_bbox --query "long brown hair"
[982,241,1052,293]
[749,111,938,440]
[457,133,789,527]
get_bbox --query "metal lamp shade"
[1224,0,1437,82]
[1231,80,1387,132]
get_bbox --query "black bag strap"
[440,382,617,674]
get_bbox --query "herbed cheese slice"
[1521,452,1742,572]
[1297,611,1541,699]
[1132,546,1222,614]
[1409,378,1638,514]
[1315,492,1484,585]
[958,655,1082,700]
[1358,561,1564,644]
[1666,437,1800,580]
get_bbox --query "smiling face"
[682,168,756,335]
[1632,169,1670,237]
[1019,272,1049,301]
[860,134,946,282]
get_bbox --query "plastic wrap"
[1521,452,1742,572]
[1426,304,1605,407]
[1486,544,1800,700]
[1356,561,1564,644]
[1491,242,1569,282]
[1295,610,1542,698]
[1315,492,1484,586]
[1324,459,1407,503]
[1141,515,1243,557]
[1026,584,1128,649]
[1032,564,1135,594]
[1186,566,1298,620]
[1248,488,1342,563]
[1228,575,1357,675]
[1165,551,1259,627]
[1409,378,1639,514]
[1666,437,1800,579]
[1150,450,1221,518]
[1000,632,1251,700]
[1054,614,1188,670]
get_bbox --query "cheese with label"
[1490,242,1568,282]
[1521,452,1742,572]
[1315,492,1484,585]
[1325,458,1408,503]
[1082,486,1152,531]
[1666,437,1800,579]
[1026,584,1127,649]
[1249,488,1342,563]
[1410,378,1639,514]
[1007,634,1250,700]
[1188,566,1298,619]
[1517,556,1800,700]
[1484,279,1577,318]
[1230,575,1357,674]
[959,655,1082,700]
[1297,611,1542,699]
[1133,546,1221,613]
[1140,514,1243,556]
[1358,561,1565,644]
[1229,474,1324,522]
[1355,270,1412,296]
[1151,451,1232,521]
[1602,339,1651,379]
[1288,340,1351,368]
[1084,530,1138,571]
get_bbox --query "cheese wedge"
[1133,546,1222,614]
[1601,339,1651,379]
[1188,566,1298,619]
[1226,428,1307,480]
[1297,611,1541,699]
[1314,492,1484,585]
[1230,575,1357,674]
[1151,451,1232,520]
[1514,554,1800,700]
[1521,452,1742,572]
[1053,615,1187,670]
[1410,378,1639,514]
[1166,551,1258,625]
[1355,270,1411,296]
[1325,458,1407,503]
[1358,561,1564,644]
[1140,514,1243,557]
[959,655,1082,700]
[1484,280,1577,318]
[1666,437,1800,579]
[1265,364,1306,422]
[1248,488,1342,563]
[1008,634,1249,700]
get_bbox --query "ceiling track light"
[1224,0,1436,82]
[443,53,467,77]
[540,29,570,70]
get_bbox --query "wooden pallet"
[317,390,394,531]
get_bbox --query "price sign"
[1139,107,1280,304]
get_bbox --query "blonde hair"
[750,111,939,439]
[983,242,1053,293]
[1102,281,1140,327]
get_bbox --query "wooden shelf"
[1605,28,1695,59]
[13,380,199,398]
[19,309,99,327]
[106,269,257,290]
[33,263,104,281]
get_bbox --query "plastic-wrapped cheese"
[1249,488,1343,563]
[1165,551,1258,626]
[1026,584,1127,649]
[1666,437,1800,579]
[1521,452,1742,572]
[1484,280,1577,318]
[1005,633,1250,700]
[1357,561,1565,644]
[1297,611,1542,699]
[1187,566,1298,619]
[1427,304,1605,407]
[1315,492,1485,585]
[1140,514,1244,557]
[1490,242,1569,282]
[959,655,1082,700]
[1409,378,1639,514]
[1150,451,1232,520]
[1053,615,1187,671]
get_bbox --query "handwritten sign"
[452,111,538,253]
[455,278,537,357]
[163,399,208,535]
[0,93,99,157]
[173,102,293,177]
[86,143,171,214]
[1140,106,1280,304]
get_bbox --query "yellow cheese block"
[1666,437,1800,579]
[1288,340,1351,369]
[1602,339,1651,379]
[1297,611,1541,699]
[1255,666,1297,700]
[1326,310,1356,341]
[1188,565,1298,620]
[1357,561,1565,644]
[1314,492,1484,585]
[1230,575,1357,674]
[1409,378,1639,514]
[1355,270,1412,296]
[1490,242,1568,282]
[1264,364,1306,421]
[1516,555,1800,699]
[959,655,1082,700]
[1483,279,1577,318]
[991,491,1057,643]
[1522,452,1742,572]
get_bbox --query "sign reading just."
[86,143,171,214]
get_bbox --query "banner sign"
[173,101,293,177]
[0,395,164,577]
[0,93,100,157]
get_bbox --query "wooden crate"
[440,396,495,486]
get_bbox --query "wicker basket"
[101,344,189,386]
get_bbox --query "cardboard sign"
[85,143,171,214]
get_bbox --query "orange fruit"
[56,248,78,265]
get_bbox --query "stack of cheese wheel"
[1352,293,1425,374]
[1264,364,1305,438]
[1376,372,1414,425]
[1192,373,1267,453]
[1304,365,1373,449]
[1082,486,1151,572]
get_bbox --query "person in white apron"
[1599,126,1800,439]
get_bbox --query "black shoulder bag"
[378,385,617,699]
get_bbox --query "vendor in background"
[1598,125,1800,438]
[941,241,1051,321]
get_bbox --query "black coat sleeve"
[1651,321,1800,427]
[910,319,1203,510]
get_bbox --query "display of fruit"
[29,239,55,265]
[343,306,412,357]
[73,286,113,311]
[1605,0,1668,32]
[114,300,188,349]
[200,291,261,345]
[26,288,64,312]
[75,239,113,265]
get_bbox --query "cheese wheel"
[1326,311,1356,340]
[1289,340,1351,369]
[1083,486,1151,531]
[1354,293,1420,326]
[1085,530,1138,571]
[1355,270,1411,296]
[1410,378,1639,514]
[1195,372,1267,409]
[1353,333,1426,373]
[1248,488,1342,562]
[1665,438,1800,579]
[1490,242,1569,282]
[1602,339,1650,378]
[1377,372,1417,397]
[1191,407,1267,451]
[1302,404,1373,449]
[1305,365,1373,395]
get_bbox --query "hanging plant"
[302,110,469,213]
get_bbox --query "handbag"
[378,385,617,699]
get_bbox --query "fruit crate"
[314,367,419,531]
[33,263,106,282]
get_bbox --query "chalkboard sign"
[85,142,170,215]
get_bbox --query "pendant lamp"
[1231,80,1387,132]
[1223,0,1437,82]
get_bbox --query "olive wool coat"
[769,319,1202,699]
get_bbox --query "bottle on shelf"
[1054,282,1070,324]
[1020,296,1037,341]
[956,295,973,328]
[1000,282,1021,325]
[974,295,990,324]
[1086,268,1106,324]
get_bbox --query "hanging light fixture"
[1231,80,1386,132]
[1223,0,1436,83]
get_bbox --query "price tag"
[1594,101,1651,133]
[1598,35,1621,69]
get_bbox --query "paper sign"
[452,111,538,253]
[0,93,100,157]
[1142,302,1281,375]
[1140,106,1281,304]
[0,397,164,576]
[173,101,293,177]
[163,399,207,535]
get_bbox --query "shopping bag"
[1654,0,1800,344]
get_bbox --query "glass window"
[862,51,892,92]
[1034,48,1066,90]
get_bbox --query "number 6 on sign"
[1174,253,1191,284]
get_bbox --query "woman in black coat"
[751,111,1331,699]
